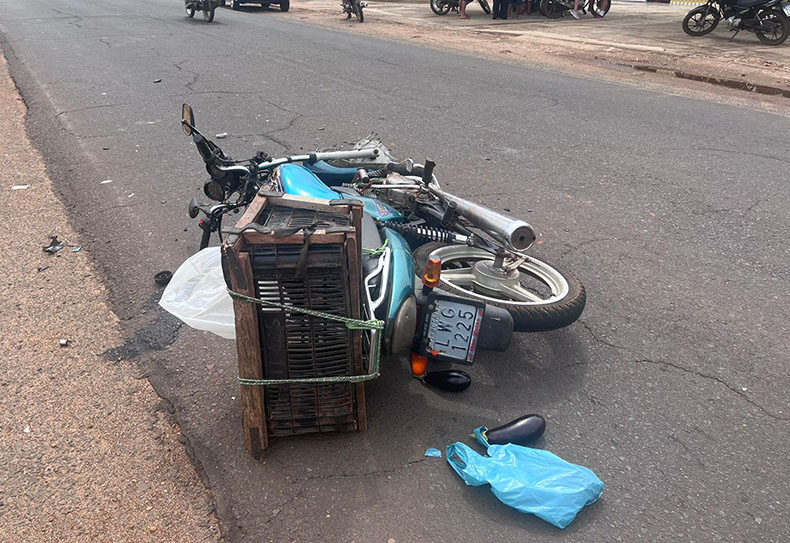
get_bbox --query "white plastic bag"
[159,247,236,340]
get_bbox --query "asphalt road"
[2,0,789,541]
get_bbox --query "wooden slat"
[226,248,268,458]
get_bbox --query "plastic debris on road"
[425,448,442,458]
[12,184,30,190]
[446,428,604,529]
[43,236,64,254]
[159,247,236,340]
[215,132,228,139]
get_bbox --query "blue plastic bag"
[446,429,604,529]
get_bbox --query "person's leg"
[459,0,470,18]
[570,0,580,19]
[498,0,508,18]
[493,0,500,18]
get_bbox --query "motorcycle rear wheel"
[755,9,790,45]
[412,243,586,332]
[682,6,720,36]
[431,0,452,16]
[589,0,610,17]
[354,0,364,21]
[478,0,492,14]
[203,2,215,21]
[280,0,290,11]
[539,0,564,19]
[186,4,196,17]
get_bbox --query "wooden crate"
[222,192,366,459]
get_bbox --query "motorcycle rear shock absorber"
[388,223,468,245]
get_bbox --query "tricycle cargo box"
[222,192,368,458]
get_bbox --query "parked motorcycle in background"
[430,0,492,16]
[538,0,609,19]
[683,0,790,44]
[185,0,224,22]
[343,0,366,21]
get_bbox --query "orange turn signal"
[410,352,428,377]
[422,256,442,289]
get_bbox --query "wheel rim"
[426,246,570,306]
[690,11,716,32]
[759,13,782,41]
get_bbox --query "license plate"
[783,2,790,16]
[422,295,484,365]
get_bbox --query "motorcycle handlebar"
[209,148,380,176]
[255,148,380,171]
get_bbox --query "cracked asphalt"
[1,0,789,541]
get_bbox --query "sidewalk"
[294,0,790,98]
[0,50,221,542]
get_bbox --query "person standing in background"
[459,0,471,18]
[493,0,508,19]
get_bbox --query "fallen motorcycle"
[342,0,366,22]
[177,104,585,382]
[682,0,790,44]
[185,0,224,22]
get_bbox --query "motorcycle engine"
[726,16,741,29]
[375,172,421,209]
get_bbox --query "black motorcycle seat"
[734,0,770,7]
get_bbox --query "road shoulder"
[0,49,221,542]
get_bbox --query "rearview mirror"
[182,103,195,136]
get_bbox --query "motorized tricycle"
[177,104,585,385]
[185,0,225,22]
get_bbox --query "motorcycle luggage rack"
[223,193,367,459]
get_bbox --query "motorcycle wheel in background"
[682,6,720,36]
[186,3,196,17]
[354,0,364,21]
[413,242,586,332]
[431,0,452,15]
[280,0,290,11]
[478,0,492,14]
[589,0,610,17]
[755,8,790,44]
[203,1,215,21]
[539,0,564,19]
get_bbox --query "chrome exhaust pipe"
[431,188,536,252]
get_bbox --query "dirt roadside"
[291,0,790,113]
[0,50,221,542]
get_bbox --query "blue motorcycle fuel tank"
[278,163,403,222]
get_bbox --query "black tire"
[755,9,790,45]
[412,242,586,332]
[231,0,240,10]
[431,0,452,16]
[203,2,215,21]
[478,0,492,14]
[186,3,196,17]
[589,0,609,17]
[280,0,290,11]
[682,6,719,36]
[540,0,564,19]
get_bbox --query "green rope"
[228,288,383,386]
[361,238,389,257]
